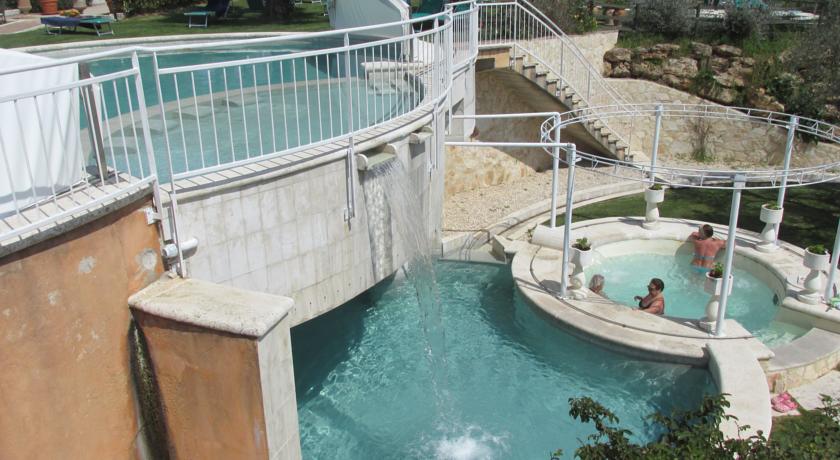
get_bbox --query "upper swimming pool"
[291,261,716,459]
[86,37,421,182]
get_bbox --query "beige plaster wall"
[609,79,840,167]
[568,29,620,75]
[0,196,162,459]
[133,312,270,459]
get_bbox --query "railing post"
[549,115,561,229]
[650,104,663,184]
[775,115,798,244]
[560,143,577,298]
[826,218,840,303]
[131,51,163,215]
[714,175,746,337]
[343,32,356,221]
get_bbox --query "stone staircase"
[511,54,630,160]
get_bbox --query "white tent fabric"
[0,49,82,218]
[327,0,409,37]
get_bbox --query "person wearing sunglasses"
[634,278,665,315]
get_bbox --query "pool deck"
[512,216,840,441]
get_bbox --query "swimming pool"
[292,261,716,458]
[586,243,808,347]
[86,38,421,182]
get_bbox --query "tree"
[265,0,295,19]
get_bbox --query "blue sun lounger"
[41,16,115,36]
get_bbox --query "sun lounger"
[185,0,231,28]
[41,16,115,36]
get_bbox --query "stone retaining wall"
[608,79,840,168]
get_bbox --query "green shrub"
[57,0,73,10]
[4,0,17,8]
[635,0,693,38]
[723,5,769,41]
[557,394,840,459]
[531,0,597,34]
[118,0,194,15]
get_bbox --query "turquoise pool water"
[87,39,418,182]
[587,253,807,347]
[292,261,716,459]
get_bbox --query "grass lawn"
[0,1,330,49]
[549,184,840,250]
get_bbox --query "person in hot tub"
[634,278,665,315]
[689,224,727,272]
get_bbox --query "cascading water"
[360,157,445,368]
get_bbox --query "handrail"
[537,103,840,190]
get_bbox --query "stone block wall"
[174,116,444,327]
[568,29,619,75]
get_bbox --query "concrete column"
[129,277,301,460]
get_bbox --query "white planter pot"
[804,249,830,271]
[704,273,733,296]
[759,204,784,224]
[644,187,665,204]
[572,247,593,268]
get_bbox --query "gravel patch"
[443,167,626,235]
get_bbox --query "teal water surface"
[292,261,716,459]
[587,253,808,347]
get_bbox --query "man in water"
[634,278,665,315]
[689,224,726,272]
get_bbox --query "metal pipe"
[714,175,746,337]
[826,218,840,303]
[560,144,577,298]
[775,115,798,244]
[550,115,561,228]
[650,104,663,184]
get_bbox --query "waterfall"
[360,156,447,382]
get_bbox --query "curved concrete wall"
[173,112,446,326]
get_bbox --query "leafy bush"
[57,0,73,10]
[116,0,194,15]
[723,5,769,40]
[4,0,17,9]
[531,0,597,34]
[573,237,592,251]
[556,394,840,459]
[709,262,724,278]
[807,244,828,255]
[634,0,694,38]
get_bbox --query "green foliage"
[57,0,73,9]
[634,0,694,38]
[690,65,718,97]
[649,183,663,191]
[807,244,828,255]
[573,237,592,251]
[763,203,781,210]
[723,5,769,41]
[562,394,840,459]
[709,262,724,278]
[4,0,17,8]
[531,0,597,34]
[117,0,194,15]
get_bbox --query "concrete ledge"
[765,328,840,392]
[708,341,772,439]
[779,296,840,334]
[129,276,293,338]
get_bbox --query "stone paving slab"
[789,370,840,411]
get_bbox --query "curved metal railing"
[538,103,840,190]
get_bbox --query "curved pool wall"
[292,261,718,458]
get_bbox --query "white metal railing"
[538,103,840,190]
[0,3,480,248]
[477,0,636,148]
[0,51,158,246]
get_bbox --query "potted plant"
[644,183,665,204]
[760,203,783,224]
[701,262,732,332]
[799,244,830,304]
[643,183,665,229]
[571,237,593,267]
[804,244,830,270]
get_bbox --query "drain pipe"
[649,104,663,185]
[714,175,746,337]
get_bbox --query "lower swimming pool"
[292,261,716,459]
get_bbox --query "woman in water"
[689,224,726,272]
[634,278,665,315]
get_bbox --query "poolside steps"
[509,54,630,160]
